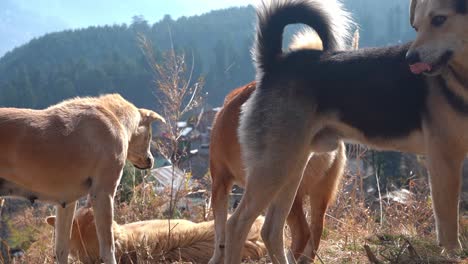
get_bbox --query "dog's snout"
[406,51,421,64]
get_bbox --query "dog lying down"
[46,207,266,264]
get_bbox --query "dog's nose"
[406,51,421,64]
[146,157,153,164]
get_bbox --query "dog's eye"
[431,15,447,27]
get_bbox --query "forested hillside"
[0,0,415,109]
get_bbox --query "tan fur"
[407,0,468,252]
[410,0,418,25]
[288,28,323,51]
[409,0,468,76]
[46,207,266,264]
[0,94,164,264]
[209,31,346,264]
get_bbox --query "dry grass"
[311,175,466,264]
[3,152,465,264]
[9,163,468,264]
[305,146,468,264]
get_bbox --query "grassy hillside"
[0,0,415,110]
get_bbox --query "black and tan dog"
[208,28,347,264]
[223,0,468,263]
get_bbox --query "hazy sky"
[13,0,256,28]
[0,0,256,57]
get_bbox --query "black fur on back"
[455,0,467,14]
[261,43,429,139]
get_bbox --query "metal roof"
[150,165,188,190]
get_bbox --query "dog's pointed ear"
[46,216,56,227]
[409,0,417,26]
[139,109,166,124]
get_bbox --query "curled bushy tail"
[253,0,353,74]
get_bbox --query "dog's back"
[47,207,266,263]
[0,96,129,204]
[156,217,266,263]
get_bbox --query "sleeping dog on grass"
[46,206,266,263]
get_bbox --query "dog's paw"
[440,245,463,260]
[208,255,223,264]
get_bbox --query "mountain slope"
[0,0,414,109]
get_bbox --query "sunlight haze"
[0,0,256,57]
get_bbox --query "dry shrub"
[314,145,466,263]
[114,180,169,223]
[5,203,55,264]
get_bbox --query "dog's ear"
[45,216,56,226]
[139,109,166,124]
[409,0,417,26]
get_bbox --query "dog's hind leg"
[54,201,76,264]
[225,141,312,264]
[209,168,234,264]
[426,140,464,251]
[225,169,301,264]
[286,195,310,259]
[261,148,311,264]
[298,144,346,263]
[225,88,319,264]
[224,165,278,264]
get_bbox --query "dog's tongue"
[409,63,432,74]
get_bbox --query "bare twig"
[405,239,421,260]
[352,29,360,51]
[395,240,409,263]
[375,170,384,226]
[314,250,325,264]
[138,29,204,255]
[364,244,381,264]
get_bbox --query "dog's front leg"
[91,190,117,264]
[426,141,463,252]
[54,201,76,264]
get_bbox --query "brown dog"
[45,207,266,263]
[209,81,346,263]
[0,94,164,264]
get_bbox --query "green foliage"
[0,1,414,110]
[117,162,147,203]
[371,151,405,188]
[6,219,36,249]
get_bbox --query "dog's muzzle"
[406,50,453,75]
[133,157,154,170]
[406,51,421,65]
